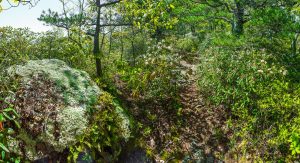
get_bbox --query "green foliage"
[0,100,21,162]
[199,36,284,106]
[1,0,300,161]
[119,39,183,100]
[176,36,198,53]
[68,92,130,162]
[290,131,300,156]
[254,81,300,160]
[121,0,179,32]
[0,27,95,75]
[198,34,300,161]
[0,0,38,12]
[0,27,36,69]
[0,60,22,162]
[125,33,148,66]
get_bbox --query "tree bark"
[108,8,113,55]
[93,5,103,77]
[131,26,135,66]
[233,1,244,36]
[292,33,299,56]
[121,27,124,62]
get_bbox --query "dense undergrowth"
[68,92,132,162]
[1,2,300,161]
[1,25,300,161]
[198,34,300,161]
[0,27,186,162]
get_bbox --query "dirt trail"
[178,59,230,162]
[114,58,231,162]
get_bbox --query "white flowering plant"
[119,38,184,101]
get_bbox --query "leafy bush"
[125,34,148,66]
[0,27,36,70]
[0,27,95,75]
[198,35,300,161]
[198,45,286,107]
[119,40,183,101]
[68,92,131,162]
[176,36,198,53]
[252,81,300,160]
[0,100,21,163]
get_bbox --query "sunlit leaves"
[121,0,178,32]
[0,0,38,12]
[292,3,300,15]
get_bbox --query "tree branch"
[192,13,233,23]
[96,0,121,8]
[99,23,131,27]
[194,0,233,12]
[3,0,37,10]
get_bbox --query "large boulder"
[5,59,101,160]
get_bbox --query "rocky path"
[114,57,232,163]
[177,59,229,162]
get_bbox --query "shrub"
[0,27,95,76]
[198,45,285,107]
[119,40,183,101]
[252,81,300,160]
[176,36,198,53]
[0,99,21,162]
[198,36,300,161]
[68,92,132,162]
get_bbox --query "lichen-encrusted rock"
[6,59,101,160]
[115,102,131,141]
[7,59,100,106]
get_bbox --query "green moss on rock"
[6,59,101,161]
[7,59,101,106]
[113,100,132,141]
[6,59,132,161]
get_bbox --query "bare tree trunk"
[131,26,135,66]
[233,1,244,36]
[108,8,113,55]
[292,33,299,56]
[109,34,112,55]
[48,38,53,59]
[121,27,124,62]
[101,33,106,55]
[93,5,103,77]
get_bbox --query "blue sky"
[0,0,61,32]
